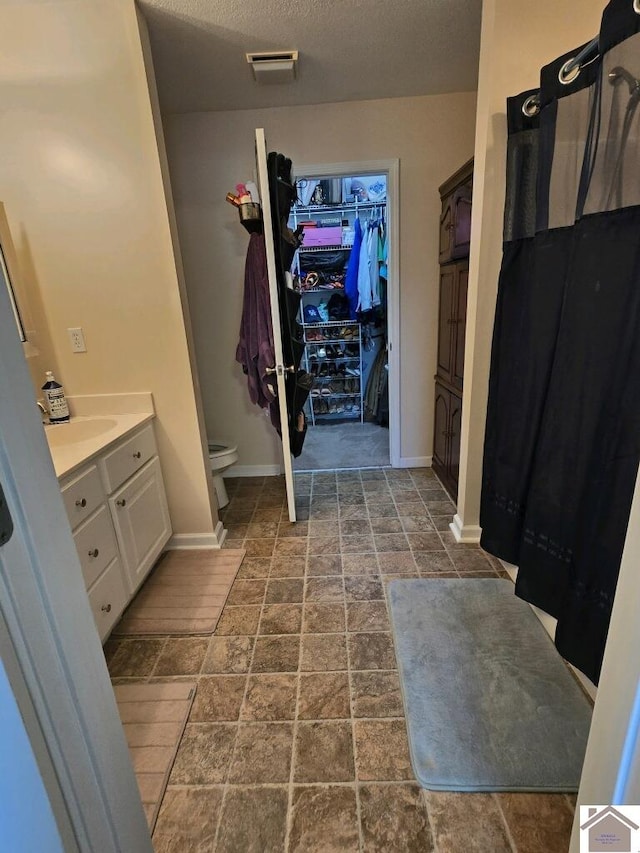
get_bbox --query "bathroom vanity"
[46,414,172,641]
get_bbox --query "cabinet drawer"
[87,557,128,642]
[61,465,104,530]
[100,423,157,493]
[73,504,118,589]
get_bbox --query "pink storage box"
[302,226,343,247]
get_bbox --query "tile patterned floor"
[105,468,577,853]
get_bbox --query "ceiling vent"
[246,51,298,84]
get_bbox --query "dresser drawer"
[61,465,105,530]
[99,423,157,493]
[73,504,119,589]
[87,557,128,642]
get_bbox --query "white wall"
[0,0,216,537]
[164,92,477,469]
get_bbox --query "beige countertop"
[45,413,154,480]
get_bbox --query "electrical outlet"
[68,327,86,353]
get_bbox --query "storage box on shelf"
[59,422,171,641]
[302,320,363,424]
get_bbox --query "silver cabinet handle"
[132,451,141,459]
[101,603,112,613]
[75,498,87,508]
[116,499,126,507]
[88,548,99,558]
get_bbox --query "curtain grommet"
[559,58,581,85]
[522,95,541,117]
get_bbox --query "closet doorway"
[290,160,399,472]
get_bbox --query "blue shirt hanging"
[345,216,362,321]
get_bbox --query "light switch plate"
[68,327,86,353]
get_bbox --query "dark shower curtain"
[480,0,640,685]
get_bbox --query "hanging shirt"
[368,223,381,307]
[345,217,362,321]
[357,224,372,311]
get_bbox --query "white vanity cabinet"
[59,421,171,640]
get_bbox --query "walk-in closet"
[290,172,391,471]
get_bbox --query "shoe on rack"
[329,380,343,394]
[346,366,360,376]
[317,347,326,359]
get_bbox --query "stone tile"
[305,577,344,602]
[461,570,499,578]
[248,631,300,672]
[107,638,165,678]
[301,634,348,671]
[366,502,399,518]
[374,533,411,553]
[252,507,283,523]
[274,537,308,557]
[241,673,298,721]
[360,784,433,853]
[400,515,435,532]
[348,633,397,670]
[429,515,453,532]
[439,530,481,551]
[342,553,379,575]
[298,672,350,719]
[259,603,302,635]
[189,675,247,722]
[202,636,254,674]
[449,550,495,572]
[354,720,413,781]
[303,603,346,634]
[339,503,370,520]
[278,520,309,538]
[370,517,403,534]
[407,532,446,551]
[294,721,355,782]
[426,792,512,853]
[412,551,455,574]
[351,671,403,717]
[150,637,209,676]
[227,579,267,605]
[377,552,418,574]
[270,556,306,577]
[169,723,236,784]
[246,521,279,538]
[289,786,359,853]
[341,534,376,554]
[497,793,574,852]
[307,554,343,576]
[223,538,245,549]
[244,538,276,558]
[307,520,335,536]
[265,578,304,604]
[425,499,456,513]
[226,522,249,539]
[237,557,271,579]
[395,501,429,517]
[340,518,372,536]
[153,787,223,852]
[344,577,384,601]
[215,605,261,636]
[307,535,342,555]
[216,786,288,853]
[309,503,340,520]
[347,601,390,633]
[228,722,293,783]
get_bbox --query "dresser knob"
[75,498,87,508]
[88,548,99,558]
[116,499,126,507]
[101,603,112,613]
[133,451,142,459]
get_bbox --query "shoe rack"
[302,319,364,425]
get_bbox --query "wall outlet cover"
[68,327,86,353]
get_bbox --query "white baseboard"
[226,464,282,478]
[449,514,482,543]
[165,525,224,550]
[396,456,432,469]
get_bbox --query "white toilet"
[208,441,239,508]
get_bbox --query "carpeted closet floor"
[292,422,390,470]
[105,467,576,852]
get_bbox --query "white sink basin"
[45,418,118,447]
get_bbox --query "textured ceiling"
[139,0,482,113]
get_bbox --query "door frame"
[294,159,401,468]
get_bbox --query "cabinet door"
[433,383,450,472]
[448,392,463,490]
[451,188,472,259]
[452,263,468,390]
[439,194,454,263]
[109,456,171,595]
[437,267,455,381]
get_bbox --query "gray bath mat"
[387,578,592,792]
